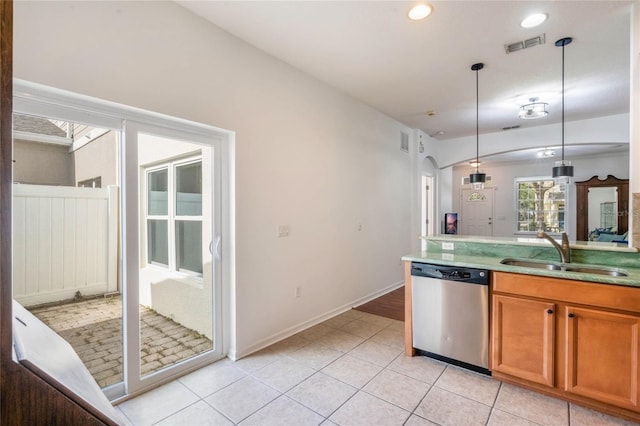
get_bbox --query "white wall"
[630,3,640,246]
[14,1,413,358]
[433,114,629,169]
[451,152,630,240]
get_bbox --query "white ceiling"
[177,1,632,163]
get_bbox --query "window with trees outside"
[516,177,566,233]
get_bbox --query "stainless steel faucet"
[537,231,571,263]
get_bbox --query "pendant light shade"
[470,62,485,189]
[552,37,573,184]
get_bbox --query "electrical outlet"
[442,253,454,261]
[442,242,454,250]
[295,286,301,298]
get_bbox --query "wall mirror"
[575,175,629,242]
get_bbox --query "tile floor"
[116,309,638,426]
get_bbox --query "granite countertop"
[403,235,640,287]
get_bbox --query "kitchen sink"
[500,258,629,277]
[500,259,562,271]
[562,266,628,277]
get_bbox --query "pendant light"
[552,37,573,184]
[469,62,486,189]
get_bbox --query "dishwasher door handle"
[411,267,444,280]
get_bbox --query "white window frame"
[514,176,569,235]
[144,156,204,277]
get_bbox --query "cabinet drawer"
[492,272,640,313]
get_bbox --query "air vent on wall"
[400,132,409,152]
[504,34,545,54]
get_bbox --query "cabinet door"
[565,306,640,410]
[491,294,555,386]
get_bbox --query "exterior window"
[516,178,566,233]
[146,159,202,275]
[78,176,102,188]
[175,162,202,274]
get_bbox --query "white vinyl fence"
[13,184,119,307]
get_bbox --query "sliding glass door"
[124,124,224,393]
[13,80,230,400]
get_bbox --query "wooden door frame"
[575,175,629,241]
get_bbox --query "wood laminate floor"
[353,286,404,322]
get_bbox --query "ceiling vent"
[504,34,545,54]
[502,124,521,131]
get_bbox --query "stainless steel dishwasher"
[411,262,490,375]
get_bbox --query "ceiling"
[177,1,632,163]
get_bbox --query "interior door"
[460,187,494,236]
[124,122,224,394]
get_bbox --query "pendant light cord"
[561,42,565,163]
[475,67,479,173]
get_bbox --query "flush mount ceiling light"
[521,13,547,29]
[469,62,486,189]
[519,97,548,120]
[552,37,574,184]
[469,160,482,168]
[408,3,433,20]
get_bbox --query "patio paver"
[29,296,213,388]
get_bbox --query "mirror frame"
[575,175,629,241]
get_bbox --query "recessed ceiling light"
[521,13,547,29]
[537,148,556,158]
[408,4,433,21]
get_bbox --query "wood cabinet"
[491,294,555,386]
[565,305,640,409]
[491,272,640,420]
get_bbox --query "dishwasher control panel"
[411,262,489,285]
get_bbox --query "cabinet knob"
[568,313,575,318]
[546,309,553,314]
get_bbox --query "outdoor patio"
[29,296,213,388]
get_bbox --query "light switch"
[278,224,290,237]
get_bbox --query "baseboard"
[15,284,110,308]
[350,280,404,309]
[231,280,404,360]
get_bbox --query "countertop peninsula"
[402,235,640,287]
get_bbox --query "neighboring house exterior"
[13,113,118,188]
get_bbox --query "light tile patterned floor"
[116,309,637,426]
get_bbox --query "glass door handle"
[211,236,222,260]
